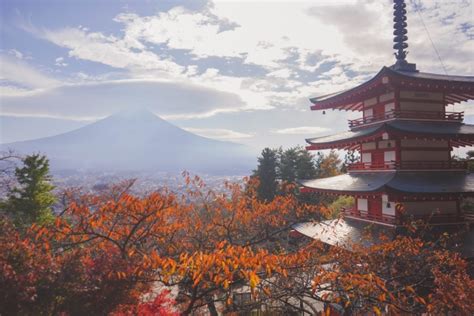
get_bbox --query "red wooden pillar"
[368,196,382,220]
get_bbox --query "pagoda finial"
[391,0,417,72]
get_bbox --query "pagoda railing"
[342,208,396,224]
[348,160,467,171]
[342,208,467,225]
[348,110,464,128]
[395,160,468,170]
[347,162,395,171]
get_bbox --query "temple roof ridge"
[309,66,474,111]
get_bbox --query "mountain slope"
[0,115,89,143]
[1,110,256,174]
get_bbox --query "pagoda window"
[384,102,395,114]
[364,97,377,107]
[384,151,396,162]
[382,194,395,216]
[357,198,368,213]
[361,153,372,163]
[378,140,395,149]
[379,92,395,103]
[361,142,376,150]
[363,108,373,119]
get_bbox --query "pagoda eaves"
[310,67,474,111]
[306,120,474,151]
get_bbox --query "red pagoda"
[294,0,474,254]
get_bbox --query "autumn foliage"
[1,174,473,315]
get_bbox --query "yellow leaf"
[249,272,260,289]
[373,306,381,316]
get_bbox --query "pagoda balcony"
[348,110,464,129]
[347,160,467,171]
[395,160,468,170]
[342,208,396,225]
[342,208,470,226]
[347,162,395,171]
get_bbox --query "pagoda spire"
[391,0,417,72]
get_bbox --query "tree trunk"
[206,295,219,316]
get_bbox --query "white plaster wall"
[357,198,368,212]
[378,140,395,149]
[362,153,372,163]
[379,92,395,102]
[362,142,376,150]
[384,151,396,162]
[385,102,395,113]
[364,108,373,118]
[364,97,377,107]
[382,194,395,215]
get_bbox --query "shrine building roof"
[293,219,474,258]
[310,66,474,111]
[292,218,394,249]
[298,171,474,196]
[306,121,474,150]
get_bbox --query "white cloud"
[0,55,60,90]
[0,79,245,119]
[272,126,330,135]
[182,127,254,140]
[8,49,24,59]
[38,27,185,76]
[55,57,68,67]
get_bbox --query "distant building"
[295,0,474,259]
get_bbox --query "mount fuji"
[1,109,256,175]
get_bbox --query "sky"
[0,0,473,150]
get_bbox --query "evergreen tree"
[279,146,317,182]
[252,148,279,201]
[295,147,317,180]
[4,154,56,226]
[279,147,299,183]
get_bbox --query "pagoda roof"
[299,171,474,196]
[293,218,394,249]
[293,219,474,258]
[310,66,474,111]
[306,121,474,150]
[299,171,474,195]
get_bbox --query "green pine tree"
[252,148,279,201]
[279,147,299,183]
[4,154,56,226]
[295,147,317,180]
